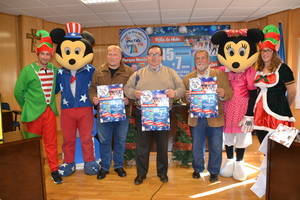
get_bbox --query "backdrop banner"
[119,25,230,77]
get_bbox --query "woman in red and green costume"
[253,25,296,143]
[14,30,62,184]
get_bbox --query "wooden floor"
[45,135,265,200]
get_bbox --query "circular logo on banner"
[141,90,153,103]
[98,85,109,97]
[120,28,150,57]
[190,79,201,90]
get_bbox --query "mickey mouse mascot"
[50,22,99,176]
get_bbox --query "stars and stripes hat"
[259,24,280,51]
[36,30,53,54]
[65,22,82,39]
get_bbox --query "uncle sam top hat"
[65,22,82,39]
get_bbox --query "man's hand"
[166,89,176,98]
[185,91,191,103]
[92,97,99,105]
[134,90,143,99]
[216,88,225,99]
[123,97,129,105]
[238,116,254,133]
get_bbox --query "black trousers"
[255,130,269,144]
[135,109,169,177]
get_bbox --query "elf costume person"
[14,30,62,184]
[253,24,296,142]
[251,25,296,197]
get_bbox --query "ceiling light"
[81,0,119,4]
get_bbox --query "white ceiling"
[0,0,299,27]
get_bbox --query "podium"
[266,139,300,200]
[0,137,46,200]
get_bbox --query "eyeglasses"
[148,53,161,57]
[261,49,273,53]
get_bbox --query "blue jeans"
[191,118,223,175]
[96,118,129,171]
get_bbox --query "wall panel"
[0,13,19,110]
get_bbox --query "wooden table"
[0,137,46,200]
[266,139,300,200]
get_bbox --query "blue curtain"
[278,23,286,63]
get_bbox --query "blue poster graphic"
[140,90,170,131]
[120,25,230,77]
[97,84,126,123]
[189,77,218,118]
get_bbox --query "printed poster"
[189,77,218,118]
[140,90,170,131]
[97,84,126,123]
[269,124,299,148]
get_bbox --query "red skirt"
[254,98,294,130]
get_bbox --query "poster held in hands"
[189,77,218,118]
[140,90,170,131]
[97,84,126,123]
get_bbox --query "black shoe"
[158,174,168,183]
[134,175,146,185]
[209,174,218,183]
[192,171,200,179]
[97,168,109,180]
[51,170,63,184]
[114,168,127,177]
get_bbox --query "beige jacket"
[124,65,186,107]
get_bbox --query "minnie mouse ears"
[211,28,264,45]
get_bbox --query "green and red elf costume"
[251,25,295,197]
[14,30,62,183]
[254,25,295,140]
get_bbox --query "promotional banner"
[140,90,170,131]
[97,84,126,123]
[120,25,230,77]
[189,77,218,118]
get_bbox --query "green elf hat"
[259,24,280,51]
[36,30,53,54]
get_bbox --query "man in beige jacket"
[124,45,185,185]
[183,50,232,182]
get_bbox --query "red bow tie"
[70,75,76,83]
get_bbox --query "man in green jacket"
[14,30,62,184]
